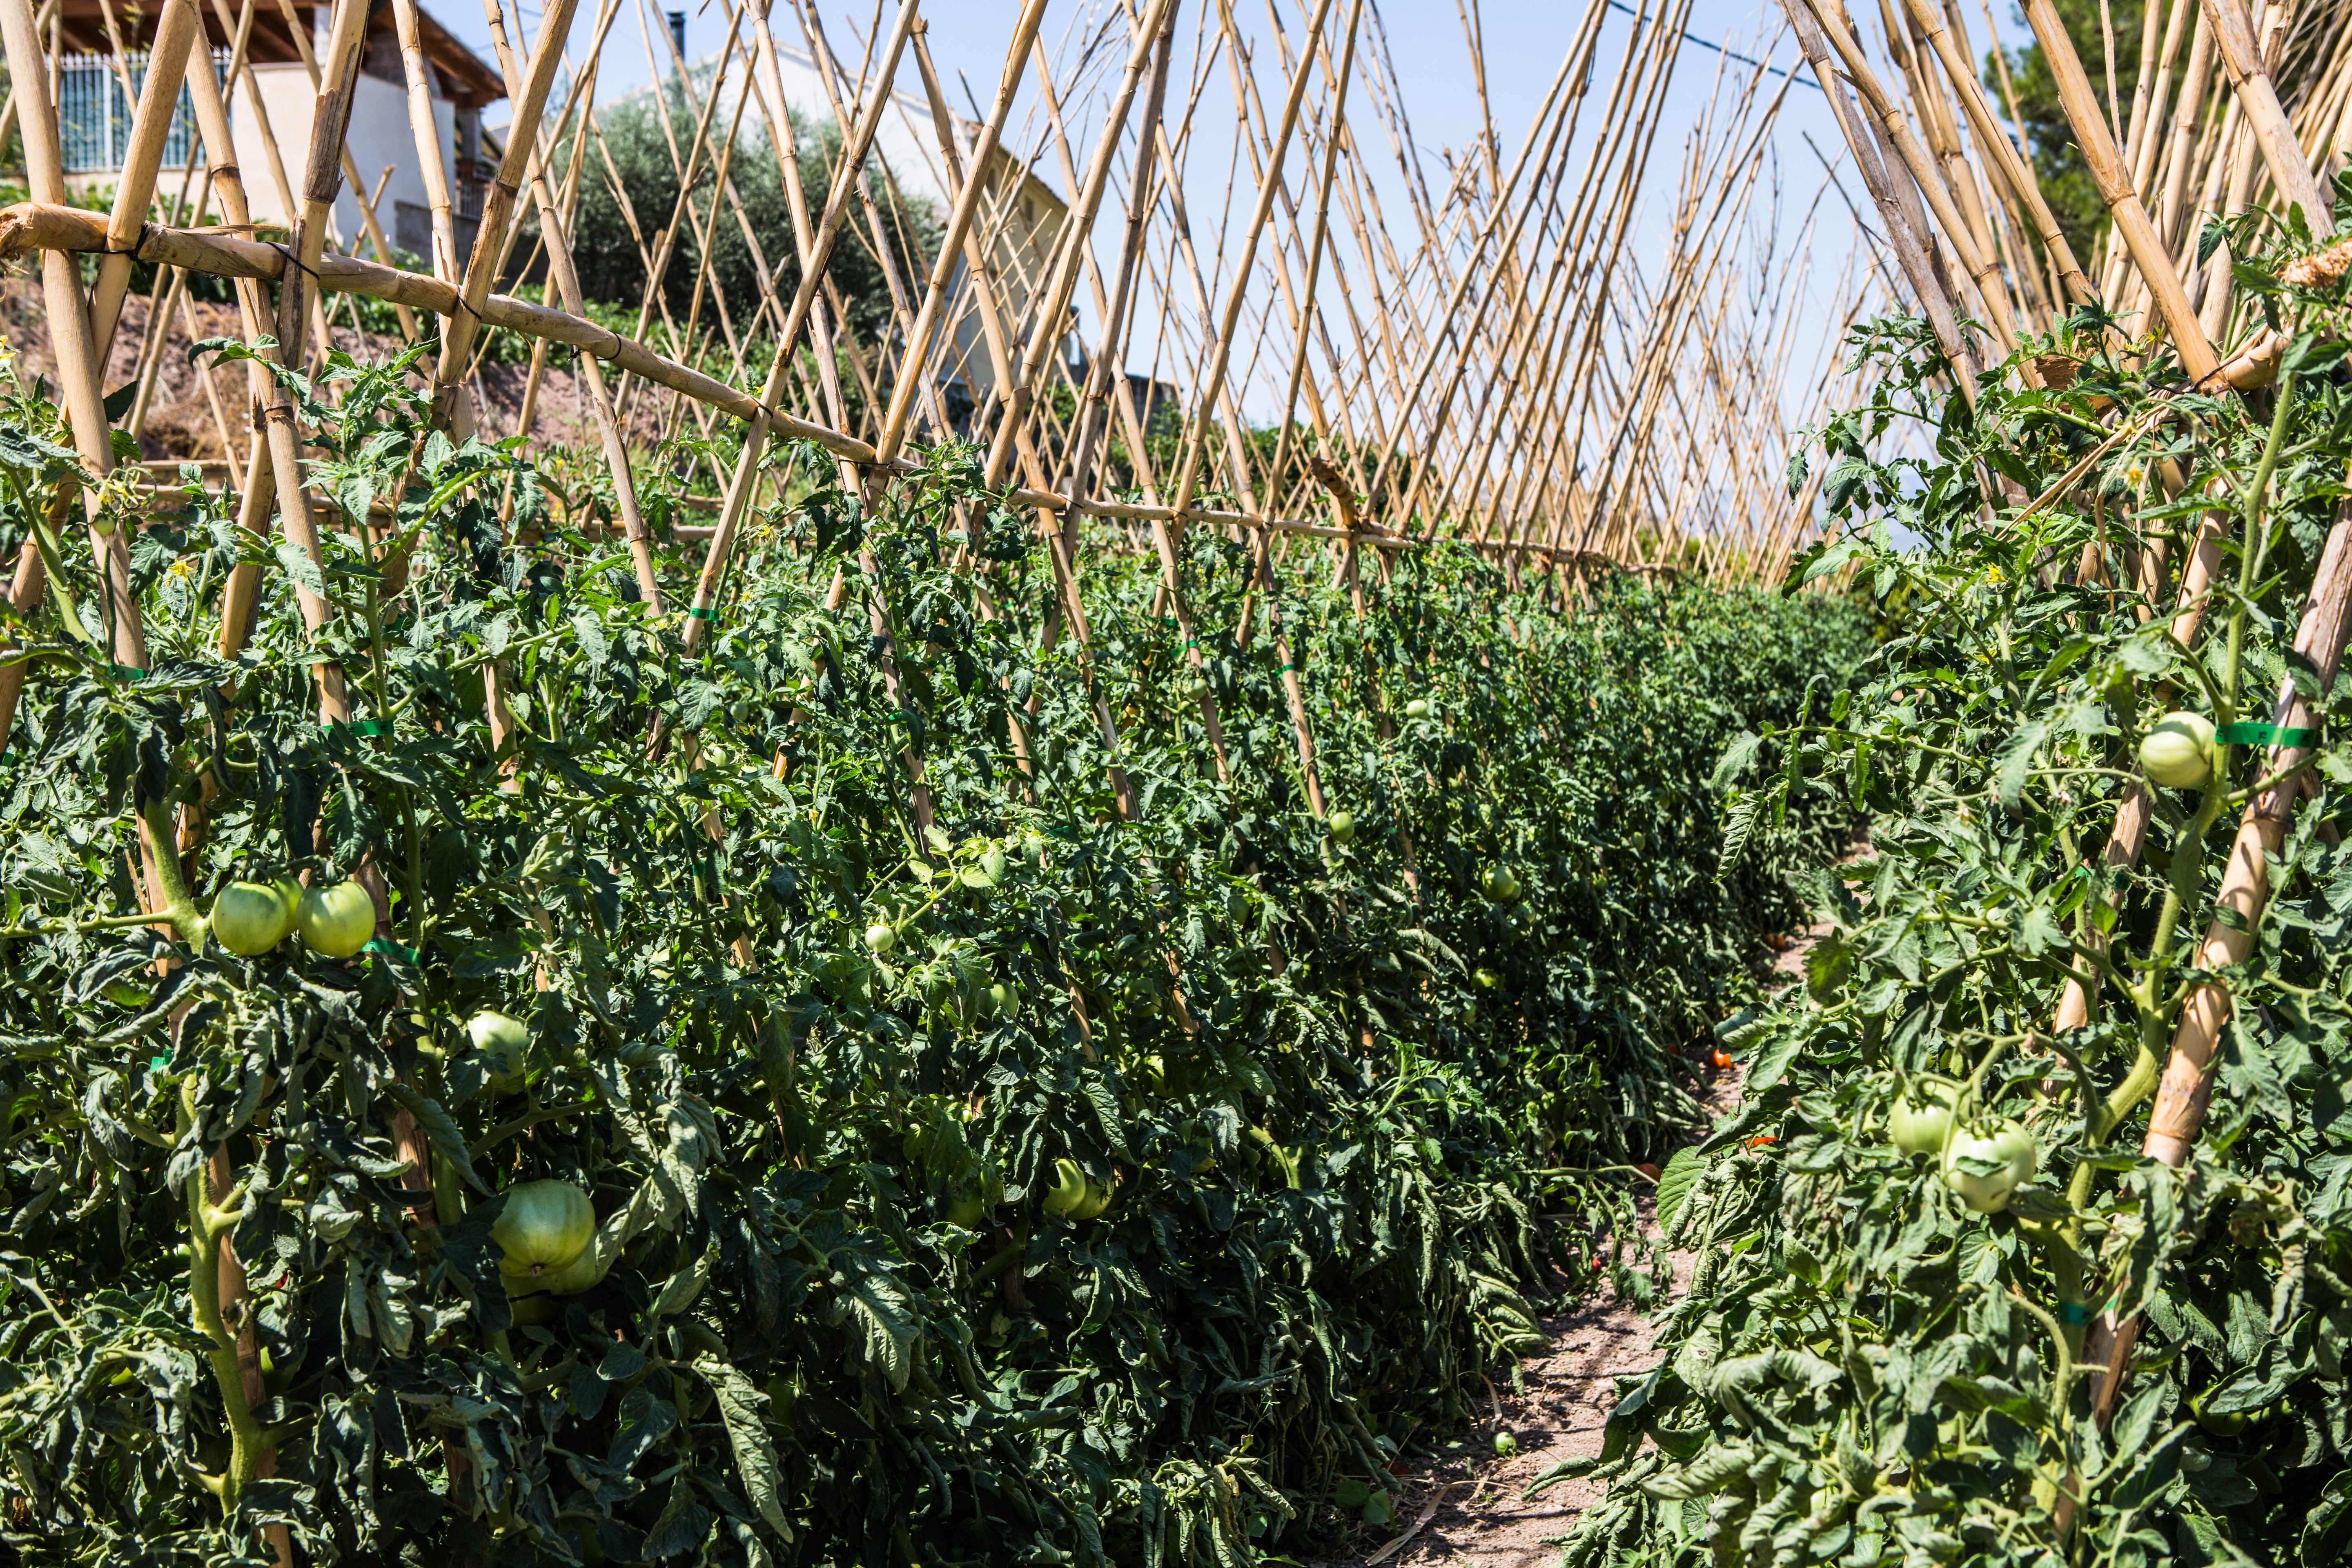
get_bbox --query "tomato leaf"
[1081,1074,1133,1161]
[1655,1147,1705,1234]
[646,1247,713,1320]
[1743,1027,1804,1095]
[385,1083,491,1195]
[695,1355,794,1538]
[1992,717,2047,815]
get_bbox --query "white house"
[613,36,1072,414]
[57,0,504,263]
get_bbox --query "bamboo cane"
[1430,0,1668,534]
[1802,0,2021,351]
[2081,502,2352,1426]
[1359,26,1592,505]
[791,0,951,444]
[2200,0,2334,230]
[88,0,202,355]
[981,0,1182,491]
[392,0,461,278]
[428,0,586,428]
[869,0,1051,463]
[2,196,1728,571]
[2020,0,2222,378]
[1786,0,1981,392]
[674,1,921,662]
[0,0,144,674]
[263,0,414,343]
[1164,0,1339,521]
[471,0,662,612]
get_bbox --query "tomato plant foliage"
[0,347,1861,1565]
[1557,269,2352,1564]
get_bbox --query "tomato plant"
[1552,257,2352,1565]
[0,345,1860,1564]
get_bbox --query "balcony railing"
[452,158,488,221]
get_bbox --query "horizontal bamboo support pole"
[0,202,773,431]
[0,201,1631,566]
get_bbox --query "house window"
[58,51,224,178]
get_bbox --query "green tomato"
[2139,711,2216,788]
[1474,967,1502,991]
[1480,866,1521,903]
[1179,671,1210,702]
[1493,1430,1518,1458]
[865,922,897,954]
[1887,1077,1958,1157]
[510,1241,611,1316]
[297,880,375,958]
[1404,698,1430,720]
[468,1010,531,1095]
[539,1243,610,1296]
[269,878,303,944]
[1042,1157,1088,1218]
[1940,1118,2038,1213]
[493,1180,595,1280]
[212,881,293,957]
[1071,1177,1113,1221]
[508,1290,560,1327]
[945,1192,989,1229]
[2189,1383,2249,1437]
[1328,810,1355,846]
[986,981,1019,1020]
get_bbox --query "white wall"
[236,62,450,258]
[762,45,945,209]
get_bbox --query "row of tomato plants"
[0,343,1863,1565]
[1553,251,2352,1567]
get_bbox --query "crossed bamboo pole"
[9,0,1888,757]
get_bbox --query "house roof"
[392,3,504,111]
[57,0,503,111]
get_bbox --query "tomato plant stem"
[177,1089,265,1513]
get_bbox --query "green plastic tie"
[2218,721,2319,748]
[2057,1301,2095,1325]
[109,664,147,681]
[687,606,719,621]
[149,1054,171,1074]
[365,937,418,964]
[325,719,395,738]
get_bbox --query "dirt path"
[1311,930,1820,1568]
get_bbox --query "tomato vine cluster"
[1555,268,2352,1565]
[0,350,1860,1564]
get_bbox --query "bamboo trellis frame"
[1,0,1866,590]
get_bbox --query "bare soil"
[1309,926,1825,1568]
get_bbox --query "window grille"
[57,50,229,176]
